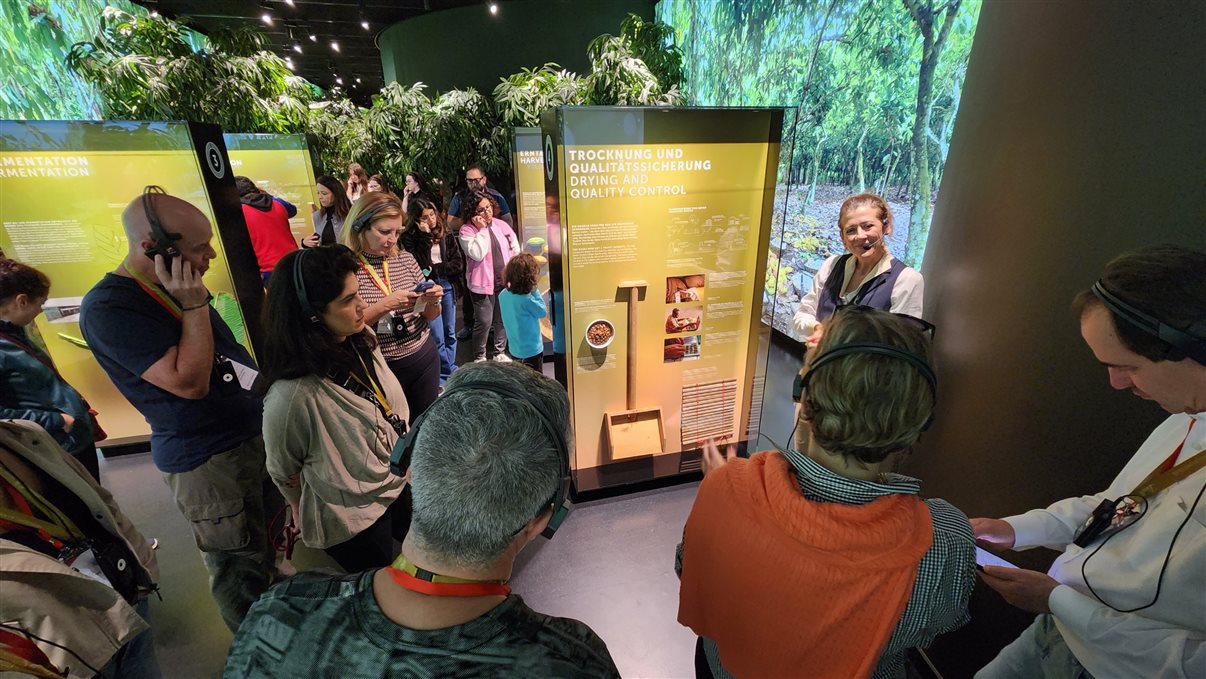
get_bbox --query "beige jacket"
[262,346,409,548]
[0,419,158,678]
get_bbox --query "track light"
[355,77,362,83]
[284,0,295,6]
[336,76,344,85]
[330,41,340,52]
[261,12,273,25]
[489,2,498,14]
[309,34,317,41]
[361,17,370,30]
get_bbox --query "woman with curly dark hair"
[260,245,411,572]
[458,189,519,362]
[498,253,546,372]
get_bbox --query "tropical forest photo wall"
[657,0,983,339]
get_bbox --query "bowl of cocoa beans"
[585,319,615,349]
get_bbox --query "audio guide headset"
[390,380,573,539]
[800,342,939,432]
[350,201,393,232]
[1091,280,1206,364]
[292,249,321,324]
[141,185,182,260]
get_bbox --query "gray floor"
[100,453,702,679]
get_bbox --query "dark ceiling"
[135,0,497,105]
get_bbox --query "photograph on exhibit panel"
[664,306,703,335]
[666,274,705,303]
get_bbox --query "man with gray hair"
[225,362,621,678]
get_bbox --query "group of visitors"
[0,175,1201,679]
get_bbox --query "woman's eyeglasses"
[475,206,492,215]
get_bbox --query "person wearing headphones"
[259,246,411,573]
[974,245,1206,679]
[80,188,278,633]
[677,306,975,679]
[790,193,925,451]
[225,362,620,678]
[342,192,444,418]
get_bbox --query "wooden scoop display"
[603,280,666,461]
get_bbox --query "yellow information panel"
[0,121,258,445]
[225,133,320,243]
[511,127,552,343]
[542,107,783,490]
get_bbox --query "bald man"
[80,188,280,632]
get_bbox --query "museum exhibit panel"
[0,120,262,444]
[542,106,784,491]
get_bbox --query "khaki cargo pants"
[164,435,283,633]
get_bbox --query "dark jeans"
[97,598,160,679]
[470,291,507,360]
[386,335,440,421]
[521,353,544,373]
[323,486,411,573]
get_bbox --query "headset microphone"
[861,239,878,251]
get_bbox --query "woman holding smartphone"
[401,196,463,384]
[342,192,442,417]
[260,245,411,572]
[304,176,351,248]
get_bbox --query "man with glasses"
[973,245,1206,679]
[448,164,514,234]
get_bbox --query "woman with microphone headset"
[260,245,411,572]
[343,192,444,418]
[791,193,925,448]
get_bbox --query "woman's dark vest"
[815,254,908,321]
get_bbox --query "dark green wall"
[378,0,655,95]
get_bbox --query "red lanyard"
[386,554,511,598]
[124,265,182,320]
[1160,419,1197,472]
[359,255,392,296]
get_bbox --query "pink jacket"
[459,218,520,295]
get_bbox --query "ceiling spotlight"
[292,43,302,53]
[336,76,344,85]
[361,19,370,30]
[309,34,317,42]
[330,41,340,52]
[489,2,498,14]
[355,77,362,83]
[285,57,294,69]
[284,0,295,6]
[261,12,273,25]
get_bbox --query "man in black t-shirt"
[80,190,280,632]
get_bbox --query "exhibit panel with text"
[511,127,553,345]
[0,121,256,444]
[543,107,782,490]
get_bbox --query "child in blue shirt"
[497,253,547,372]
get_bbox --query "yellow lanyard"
[124,264,182,318]
[358,255,391,296]
[0,463,85,543]
[348,347,394,419]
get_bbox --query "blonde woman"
[343,192,443,417]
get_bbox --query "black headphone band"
[293,249,320,324]
[351,202,392,232]
[1091,280,1206,362]
[141,185,182,258]
[801,342,938,431]
[389,379,572,537]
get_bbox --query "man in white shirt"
[973,245,1206,679]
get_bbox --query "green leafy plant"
[66,7,314,134]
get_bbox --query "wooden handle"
[626,285,638,410]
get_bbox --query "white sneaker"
[493,353,513,363]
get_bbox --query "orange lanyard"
[125,265,182,320]
[387,554,511,598]
[358,255,391,296]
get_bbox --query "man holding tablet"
[972,245,1206,678]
